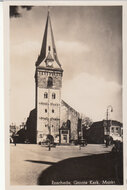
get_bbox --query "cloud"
[9,6,122,125]
[11,41,40,56]
[57,40,90,54]
[62,72,122,122]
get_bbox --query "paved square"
[10,144,113,185]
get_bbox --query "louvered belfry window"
[47,77,53,87]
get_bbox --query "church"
[26,11,81,144]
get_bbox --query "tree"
[81,116,93,130]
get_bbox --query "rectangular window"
[62,130,68,134]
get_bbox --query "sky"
[10,6,122,125]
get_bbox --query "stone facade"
[35,67,80,143]
[61,100,80,141]
[36,67,63,143]
[26,101,81,144]
[37,69,62,89]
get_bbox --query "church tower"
[35,11,63,143]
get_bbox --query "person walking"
[13,134,17,146]
[47,139,51,151]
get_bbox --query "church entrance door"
[60,130,69,144]
[63,134,67,143]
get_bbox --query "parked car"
[54,135,59,145]
[74,138,87,146]
[40,134,56,147]
[79,138,87,147]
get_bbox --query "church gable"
[61,100,80,118]
[61,100,80,141]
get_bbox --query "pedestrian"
[47,139,51,151]
[79,143,81,150]
[48,141,51,151]
[13,135,16,146]
[105,136,109,147]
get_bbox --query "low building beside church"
[86,120,123,144]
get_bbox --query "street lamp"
[106,105,113,135]
[48,125,51,151]
[106,105,113,120]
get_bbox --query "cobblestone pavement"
[10,144,113,185]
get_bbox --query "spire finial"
[48,6,50,15]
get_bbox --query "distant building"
[86,120,123,144]
[10,124,20,135]
[26,11,81,144]
[10,124,16,134]
[10,122,27,143]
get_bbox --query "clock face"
[47,61,53,67]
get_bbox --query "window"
[47,77,53,87]
[52,109,54,113]
[39,134,43,138]
[52,93,56,99]
[111,127,114,132]
[44,92,48,98]
[62,130,68,134]
[45,109,47,113]
[116,127,118,130]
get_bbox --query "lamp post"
[48,125,51,151]
[106,105,113,135]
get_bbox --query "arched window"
[44,92,48,98]
[45,109,47,113]
[39,134,43,138]
[52,109,54,113]
[47,77,53,87]
[52,93,56,99]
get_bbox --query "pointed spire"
[35,10,61,68]
[36,11,49,66]
[49,14,61,67]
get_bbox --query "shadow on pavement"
[37,152,123,185]
[25,160,56,165]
